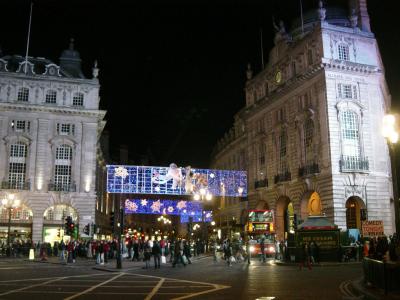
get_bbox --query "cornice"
[0,102,106,119]
[322,58,379,74]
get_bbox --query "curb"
[350,278,381,300]
[274,261,362,267]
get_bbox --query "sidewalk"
[274,259,362,267]
[351,278,400,300]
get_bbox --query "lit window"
[8,142,27,189]
[340,110,361,158]
[72,93,84,107]
[17,87,29,102]
[56,123,75,136]
[11,120,30,133]
[54,145,72,191]
[338,44,350,61]
[45,90,57,104]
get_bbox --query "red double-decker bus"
[245,210,276,256]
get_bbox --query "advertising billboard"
[107,164,247,197]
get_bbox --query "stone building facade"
[211,1,395,239]
[0,40,106,244]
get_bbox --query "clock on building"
[48,66,57,76]
[275,70,282,84]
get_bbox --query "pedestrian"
[213,240,218,262]
[260,238,266,263]
[104,241,110,264]
[172,239,186,267]
[225,240,233,266]
[275,240,280,260]
[143,241,151,269]
[59,240,66,261]
[309,241,316,264]
[169,239,175,262]
[298,243,312,270]
[152,240,161,269]
[183,240,192,264]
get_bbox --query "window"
[72,92,84,106]
[304,119,314,165]
[338,84,358,100]
[277,108,285,123]
[11,120,30,133]
[338,44,350,61]
[340,110,360,158]
[279,129,288,173]
[264,83,269,96]
[54,145,72,190]
[307,49,313,66]
[259,143,266,166]
[253,91,257,103]
[45,90,57,104]
[8,142,27,189]
[291,61,296,77]
[56,123,75,136]
[17,87,29,102]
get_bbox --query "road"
[0,257,364,300]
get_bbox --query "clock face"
[275,70,282,84]
[48,67,56,76]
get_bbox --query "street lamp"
[193,189,212,252]
[382,114,400,234]
[1,194,20,256]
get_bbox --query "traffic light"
[110,212,115,229]
[83,223,90,235]
[65,216,75,236]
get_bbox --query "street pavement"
[0,256,366,300]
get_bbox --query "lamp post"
[1,194,20,256]
[193,188,212,253]
[382,114,400,234]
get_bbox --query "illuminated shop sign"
[107,164,247,197]
[124,199,212,223]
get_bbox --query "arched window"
[0,204,33,221]
[304,119,314,165]
[45,90,57,104]
[43,204,78,222]
[338,44,350,61]
[72,92,84,107]
[279,128,288,173]
[8,142,28,189]
[17,87,29,102]
[53,145,73,191]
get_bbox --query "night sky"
[1,0,399,167]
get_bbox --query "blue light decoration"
[107,164,247,197]
[124,199,212,223]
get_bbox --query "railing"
[363,257,400,294]
[1,181,30,190]
[298,163,320,177]
[274,171,291,184]
[340,155,369,172]
[48,182,76,192]
[254,179,268,189]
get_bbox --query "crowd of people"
[362,234,400,262]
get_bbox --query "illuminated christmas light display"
[107,164,247,197]
[124,199,212,223]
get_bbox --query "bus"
[246,210,276,257]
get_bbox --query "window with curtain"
[8,142,27,189]
[54,145,72,190]
[340,110,361,160]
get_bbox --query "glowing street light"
[383,114,400,234]
[1,194,20,256]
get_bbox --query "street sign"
[362,220,384,237]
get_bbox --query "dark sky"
[1,0,399,167]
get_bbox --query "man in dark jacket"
[183,241,192,264]
[152,240,161,269]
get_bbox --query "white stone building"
[211,1,395,239]
[0,40,106,245]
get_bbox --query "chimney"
[356,0,371,32]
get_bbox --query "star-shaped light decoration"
[151,200,162,213]
[154,186,160,192]
[114,166,129,179]
[176,200,187,210]
[141,199,148,206]
[167,206,174,213]
[125,200,138,212]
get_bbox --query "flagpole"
[260,28,264,69]
[24,1,33,74]
[300,0,304,35]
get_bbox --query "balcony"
[339,155,369,172]
[298,163,320,177]
[274,171,291,184]
[1,181,31,190]
[254,179,268,189]
[48,182,76,192]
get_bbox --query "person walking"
[213,240,218,262]
[299,243,312,270]
[183,240,192,264]
[169,239,175,263]
[172,240,186,267]
[152,240,161,269]
[143,241,151,269]
[260,238,266,263]
[59,240,66,262]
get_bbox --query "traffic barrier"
[363,257,400,294]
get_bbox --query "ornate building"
[0,39,106,244]
[211,1,395,239]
